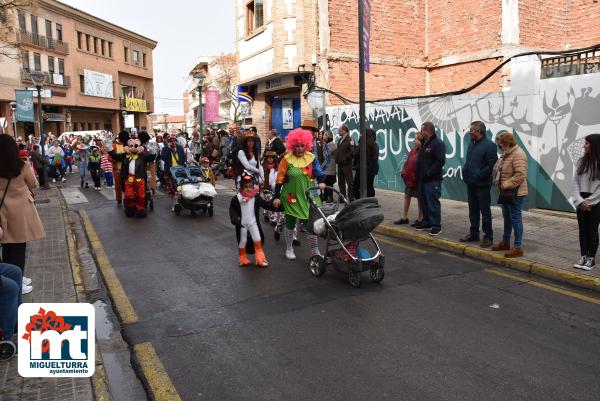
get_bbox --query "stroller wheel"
[149,199,154,211]
[309,255,325,277]
[174,204,182,216]
[370,264,385,283]
[208,205,214,217]
[264,215,269,223]
[0,340,16,360]
[274,231,280,241]
[348,269,361,288]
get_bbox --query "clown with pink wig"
[273,128,326,260]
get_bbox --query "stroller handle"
[305,186,348,206]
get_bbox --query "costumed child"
[229,173,281,267]
[88,145,102,190]
[272,128,326,260]
[74,143,89,188]
[100,148,114,188]
[109,132,155,218]
[64,144,73,173]
[200,157,216,186]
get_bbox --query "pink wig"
[285,128,314,152]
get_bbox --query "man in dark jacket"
[29,145,48,188]
[415,121,446,236]
[336,124,355,201]
[460,121,498,247]
[266,129,286,157]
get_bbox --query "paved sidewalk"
[0,188,94,401]
[374,187,600,287]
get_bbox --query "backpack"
[53,154,62,166]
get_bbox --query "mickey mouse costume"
[109,131,155,218]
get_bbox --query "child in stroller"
[171,165,217,216]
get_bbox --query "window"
[77,32,82,49]
[79,75,85,92]
[93,37,98,53]
[142,53,146,67]
[133,50,139,63]
[108,42,113,57]
[85,34,90,51]
[18,11,26,32]
[48,56,55,74]
[30,15,38,35]
[124,46,129,62]
[33,52,41,71]
[101,39,105,56]
[95,122,100,130]
[58,58,64,74]
[246,0,264,35]
[56,23,62,41]
[45,19,52,38]
[22,50,30,71]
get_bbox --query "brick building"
[236,0,600,140]
[0,0,157,139]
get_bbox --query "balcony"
[21,69,71,87]
[17,31,69,55]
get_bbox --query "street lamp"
[9,101,17,139]
[30,70,48,189]
[121,110,127,131]
[193,72,206,141]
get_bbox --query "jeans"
[104,172,114,187]
[576,201,600,258]
[419,180,442,230]
[467,185,493,240]
[0,263,23,339]
[501,196,525,247]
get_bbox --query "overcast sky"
[60,0,235,116]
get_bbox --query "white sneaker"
[22,276,32,286]
[22,283,33,294]
[62,178,67,182]
[574,256,587,269]
[52,178,56,183]
[285,249,296,260]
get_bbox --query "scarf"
[240,188,259,203]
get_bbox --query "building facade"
[0,0,157,139]
[236,0,600,140]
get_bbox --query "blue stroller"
[170,166,216,217]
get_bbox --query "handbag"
[497,188,517,205]
[0,178,12,240]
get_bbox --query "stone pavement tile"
[0,188,93,401]
[375,187,600,279]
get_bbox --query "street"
[68,182,600,401]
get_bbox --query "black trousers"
[577,202,600,258]
[2,242,27,273]
[353,172,376,199]
[337,164,354,201]
[35,167,46,187]
[322,175,337,202]
[90,168,101,188]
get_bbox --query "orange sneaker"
[254,242,269,267]
[239,248,251,266]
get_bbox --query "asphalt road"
[70,183,600,401]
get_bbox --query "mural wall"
[326,64,600,212]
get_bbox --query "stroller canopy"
[334,198,384,241]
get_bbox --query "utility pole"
[358,0,369,198]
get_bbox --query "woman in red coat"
[395,132,423,226]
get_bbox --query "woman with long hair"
[0,135,46,294]
[572,133,600,270]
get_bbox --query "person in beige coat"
[491,131,528,257]
[0,135,46,294]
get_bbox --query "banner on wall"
[83,69,114,98]
[15,90,34,122]
[326,71,600,212]
[282,99,293,129]
[125,97,147,112]
[204,89,220,122]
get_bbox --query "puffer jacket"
[497,145,528,196]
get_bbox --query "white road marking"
[60,187,89,205]
[99,187,116,200]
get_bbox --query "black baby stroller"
[0,328,16,360]
[306,187,385,288]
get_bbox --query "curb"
[59,194,114,401]
[375,224,600,293]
